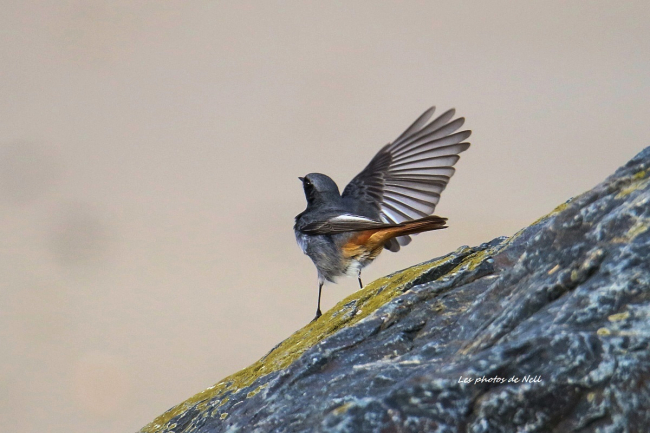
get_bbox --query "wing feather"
[390,108,456,153]
[342,107,471,252]
[391,107,436,145]
[391,117,466,157]
[384,185,442,202]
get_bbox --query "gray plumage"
[294,107,471,319]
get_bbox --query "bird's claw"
[311,309,322,322]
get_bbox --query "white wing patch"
[329,214,378,223]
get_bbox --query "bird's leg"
[358,271,363,289]
[312,281,324,322]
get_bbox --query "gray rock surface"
[141,147,650,433]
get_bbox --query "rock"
[140,147,650,433]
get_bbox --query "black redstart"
[294,107,471,320]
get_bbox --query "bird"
[294,106,471,320]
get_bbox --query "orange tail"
[367,215,447,244]
[342,215,447,258]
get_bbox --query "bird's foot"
[311,309,322,322]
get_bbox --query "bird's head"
[299,173,340,204]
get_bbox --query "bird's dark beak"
[298,176,304,182]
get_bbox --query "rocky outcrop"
[140,148,650,433]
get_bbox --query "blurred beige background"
[1,1,649,432]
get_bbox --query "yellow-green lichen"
[448,248,494,274]
[570,269,580,282]
[528,201,572,228]
[246,384,268,398]
[616,170,649,199]
[505,199,574,247]
[331,402,354,415]
[608,311,630,322]
[140,247,484,433]
[597,328,611,336]
[627,219,649,241]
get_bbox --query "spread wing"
[341,107,471,252]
